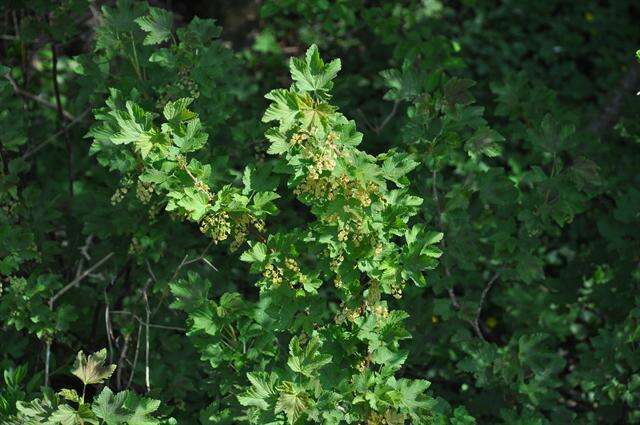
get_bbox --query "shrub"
[1,1,639,424]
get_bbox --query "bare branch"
[110,310,186,332]
[49,252,114,308]
[470,273,500,341]
[432,169,461,310]
[142,285,151,393]
[50,41,73,196]
[376,101,399,134]
[127,323,143,389]
[115,333,130,390]
[150,241,217,318]
[44,340,51,387]
[589,62,640,135]
[22,107,92,160]
[5,74,75,121]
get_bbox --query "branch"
[150,241,217,318]
[357,101,400,135]
[22,107,91,159]
[126,323,143,389]
[470,272,500,341]
[50,41,73,196]
[110,310,186,332]
[115,333,129,390]
[44,341,51,387]
[43,252,113,386]
[142,285,151,393]
[5,74,75,121]
[49,252,114,308]
[589,62,640,135]
[431,169,460,309]
[376,101,399,134]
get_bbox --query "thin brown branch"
[142,285,151,393]
[44,340,51,387]
[589,62,640,135]
[104,287,115,364]
[50,41,73,196]
[115,333,130,390]
[126,323,143,389]
[470,272,500,341]
[22,107,91,159]
[110,310,186,332]
[431,169,460,309]
[150,241,217,317]
[5,74,75,121]
[376,101,399,133]
[44,250,111,387]
[49,252,114,308]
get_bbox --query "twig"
[115,333,129,390]
[127,323,143,389]
[589,62,640,135]
[80,234,94,261]
[88,1,103,25]
[376,101,399,133]
[150,241,217,318]
[357,101,400,135]
[470,273,500,341]
[104,286,115,364]
[50,41,73,196]
[43,252,113,386]
[431,169,460,309]
[22,107,91,159]
[44,340,51,387]
[145,259,158,283]
[356,108,377,133]
[142,285,151,393]
[5,74,75,121]
[49,252,114,308]
[110,310,186,332]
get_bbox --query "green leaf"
[58,389,80,404]
[135,7,174,45]
[237,372,278,410]
[423,231,444,245]
[240,242,267,263]
[92,387,129,425]
[465,127,504,158]
[71,349,116,386]
[163,98,196,122]
[252,191,280,214]
[381,152,419,187]
[262,89,300,131]
[289,44,341,94]
[50,403,98,425]
[265,128,290,154]
[287,335,332,378]
[390,378,432,412]
[275,381,310,425]
[175,188,209,221]
[172,118,209,153]
[125,393,162,425]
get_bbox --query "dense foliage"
[1,1,639,423]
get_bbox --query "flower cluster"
[0,198,19,218]
[128,237,143,255]
[230,214,264,252]
[263,262,284,286]
[136,180,155,204]
[176,68,200,99]
[199,211,231,243]
[110,176,133,205]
